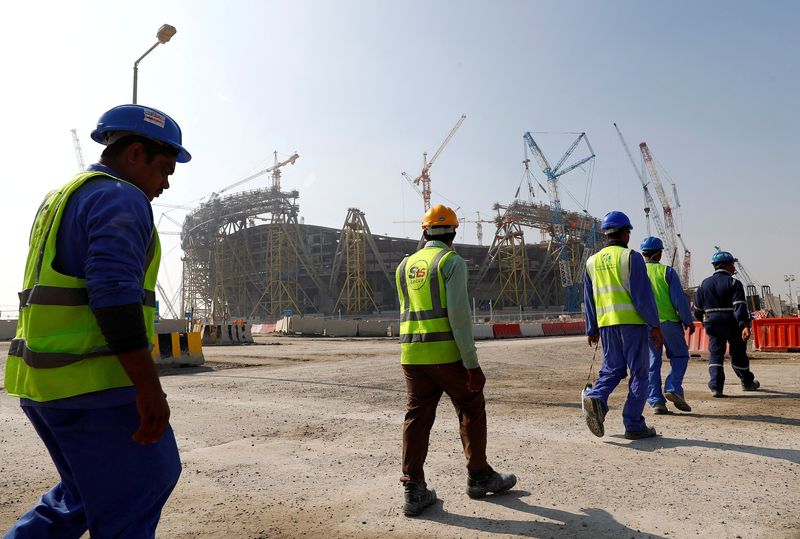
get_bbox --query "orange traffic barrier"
[562,321,585,335]
[492,323,522,339]
[542,322,566,336]
[753,318,800,352]
[685,321,731,357]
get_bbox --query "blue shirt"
[693,269,751,329]
[23,163,153,408]
[583,245,661,336]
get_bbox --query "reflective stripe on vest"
[645,262,680,323]
[4,171,160,402]
[397,246,461,365]
[587,245,646,327]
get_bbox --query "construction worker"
[693,251,760,397]
[582,211,664,440]
[640,236,695,414]
[397,204,516,517]
[4,104,190,538]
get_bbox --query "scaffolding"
[330,208,379,314]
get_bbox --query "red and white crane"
[639,142,679,267]
[402,114,466,212]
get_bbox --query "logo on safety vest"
[407,260,429,290]
[595,252,616,271]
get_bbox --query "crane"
[71,129,86,171]
[675,233,692,287]
[640,142,678,267]
[402,114,466,212]
[613,124,668,241]
[523,131,595,312]
[219,151,299,194]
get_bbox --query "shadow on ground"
[419,491,665,538]
[605,436,800,465]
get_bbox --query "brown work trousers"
[401,361,488,484]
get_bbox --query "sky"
[1,0,798,314]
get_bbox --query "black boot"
[466,465,517,499]
[403,482,436,517]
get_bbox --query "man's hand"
[651,327,664,349]
[466,367,486,393]
[685,323,696,336]
[588,333,599,347]
[133,389,171,444]
[117,348,171,444]
[742,327,751,342]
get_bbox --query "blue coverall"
[646,262,694,406]
[693,269,756,391]
[584,246,661,432]
[5,164,181,539]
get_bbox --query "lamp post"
[132,24,177,104]
[784,274,796,314]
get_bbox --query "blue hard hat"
[711,251,738,264]
[91,104,191,163]
[601,211,633,234]
[640,236,664,251]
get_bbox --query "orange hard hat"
[421,204,459,229]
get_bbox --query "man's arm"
[667,266,694,327]
[584,270,599,344]
[443,255,479,370]
[731,279,751,329]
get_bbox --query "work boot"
[466,465,517,499]
[624,425,657,440]
[651,402,668,415]
[710,388,724,398]
[583,395,606,437]
[403,482,437,517]
[741,379,761,391]
[664,391,692,412]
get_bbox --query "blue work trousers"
[5,402,181,539]
[586,324,650,432]
[647,321,690,406]
[705,322,755,391]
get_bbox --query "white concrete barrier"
[520,322,544,337]
[291,317,327,336]
[358,320,390,337]
[472,324,494,340]
[324,319,359,337]
[388,321,400,338]
[0,320,17,340]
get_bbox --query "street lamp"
[132,24,177,104]
[784,274,795,314]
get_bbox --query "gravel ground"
[1,336,798,539]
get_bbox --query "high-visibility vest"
[645,262,680,323]
[396,246,461,365]
[4,171,160,402]
[586,245,646,327]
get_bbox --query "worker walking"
[4,104,190,538]
[640,236,695,414]
[397,204,516,517]
[582,211,664,440]
[693,251,760,397]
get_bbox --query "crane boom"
[676,233,692,287]
[409,114,467,212]
[640,142,678,266]
[71,129,86,171]
[219,151,299,194]
[613,124,669,245]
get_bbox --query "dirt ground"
[1,335,799,539]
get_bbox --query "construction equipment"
[640,142,678,267]
[613,123,667,241]
[402,114,466,212]
[219,151,299,194]
[676,233,692,288]
[523,131,596,312]
[71,129,86,171]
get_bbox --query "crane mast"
[523,131,595,311]
[676,233,692,287]
[639,142,678,266]
[71,129,86,171]
[403,114,466,212]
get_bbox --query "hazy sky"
[1,0,797,314]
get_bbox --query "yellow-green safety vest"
[586,245,646,327]
[4,171,160,402]
[645,262,680,323]
[396,246,461,365]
